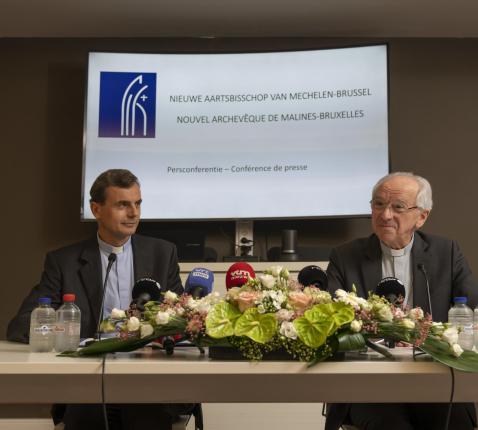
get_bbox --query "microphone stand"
[418,263,433,319]
[96,253,117,341]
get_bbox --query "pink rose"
[236,291,260,312]
[288,292,313,311]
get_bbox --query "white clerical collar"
[97,234,132,255]
[380,234,415,257]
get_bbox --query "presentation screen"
[82,45,389,220]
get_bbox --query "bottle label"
[33,325,53,335]
[54,325,66,333]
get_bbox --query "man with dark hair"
[325,172,477,430]
[89,169,140,204]
[7,169,194,430]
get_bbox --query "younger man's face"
[90,184,142,246]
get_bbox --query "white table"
[0,341,476,404]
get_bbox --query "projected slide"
[83,46,388,219]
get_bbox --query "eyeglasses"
[370,199,419,214]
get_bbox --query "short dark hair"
[89,169,140,203]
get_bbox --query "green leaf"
[234,308,277,344]
[420,337,478,373]
[337,332,366,352]
[61,335,155,356]
[60,318,188,357]
[206,302,242,339]
[293,317,334,348]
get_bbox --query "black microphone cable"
[444,366,455,430]
[101,354,110,430]
[97,253,117,341]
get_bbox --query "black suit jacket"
[7,234,183,342]
[325,231,478,430]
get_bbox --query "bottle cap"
[38,297,52,305]
[63,294,76,302]
[453,296,467,304]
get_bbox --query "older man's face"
[371,176,429,249]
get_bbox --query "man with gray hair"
[325,172,478,430]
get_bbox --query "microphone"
[96,252,117,340]
[185,268,214,298]
[418,263,433,319]
[298,265,328,290]
[375,277,406,306]
[131,278,162,311]
[225,262,256,290]
[376,277,405,349]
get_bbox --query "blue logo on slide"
[98,72,156,138]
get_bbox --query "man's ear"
[415,210,430,230]
[90,201,102,220]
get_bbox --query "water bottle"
[448,296,474,350]
[54,294,81,353]
[29,297,56,352]
[474,305,478,351]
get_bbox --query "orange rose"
[288,291,313,311]
[236,291,260,313]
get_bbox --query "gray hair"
[372,172,433,211]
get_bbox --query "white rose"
[259,274,276,289]
[269,265,283,277]
[164,291,178,302]
[451,343,464,357]
[187,297,198,309]
[376,305,393,322]
[226,287,241,301]
[126,316,140,332]
[350,320,363,333]
[110,308,126,319]
[275,309,294,322]
[408,307,424,321]
[442,327,459,345]
[281,268,290,279]
[279,321,298,340]
[196,301,211,313]
[140,324,154,338]
[335,289,347,299]
[174,306,185,316]
[393,308,406,320]
[155,311,170,325]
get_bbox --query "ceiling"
[1,0,478,38]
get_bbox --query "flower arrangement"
[63,266,478,372]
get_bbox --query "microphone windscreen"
[132,278,162,302]
[185,268,214,295]
[225,262,256,290]
[298,265,328,290]
[376,277,406,304]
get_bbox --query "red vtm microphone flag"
[225,262,256,290]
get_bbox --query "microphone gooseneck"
[418,263,433,319]
[96,252,117,340]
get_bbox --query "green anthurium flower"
[234,308,277,344]
[305,302,355,334]
[293,316,334,348]
[206,302,242,338]
[293,302,355,348]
